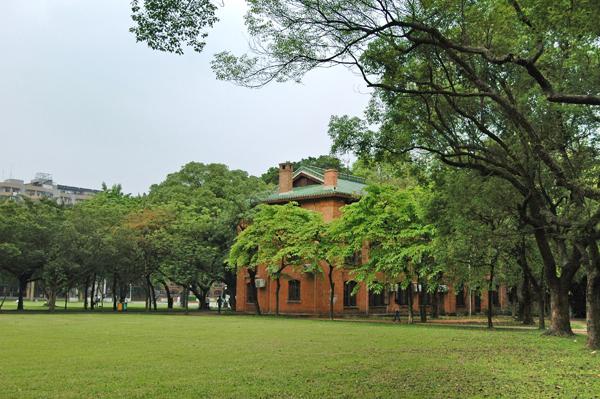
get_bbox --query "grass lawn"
[0,300,180,312]
[0,313,598,398]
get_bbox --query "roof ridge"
[294,165,366,184]
[337,172,366,184]
[295,165,324,174]
[293,166,324,181]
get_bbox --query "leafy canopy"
[331,183,436,291]
[228,202,322,277]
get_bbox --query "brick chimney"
[278,162,293,193]
[323,169,338,187]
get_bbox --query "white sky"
[0,0,370,194]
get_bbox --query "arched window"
[288,280,301,301]
[344,281,358,307]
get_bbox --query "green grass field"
[0,299,180,312]
[0,313,598,398]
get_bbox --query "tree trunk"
[487,259,495,329]
[152,287,158,311]
[112,273,118,311]
[407,283,414,324]
[118,282,127,306]
[538,268,546,330]
[47,288,57,312]
[163,282,173,310]
[83,277,89,310]
[180,287,188,309]
[548,284,573,336]
[274,260,286,316]
[328,264,335,320]
[275,276,281,316]
[520,243,546,330]
[419,282,427,323]
[64,289,69,311]
[17,276,28,311]
[144,275,153,312]
[521,273,534,325]
[586,243,600,349]
[190,286,205,310]
[534,230,575,335]
[546,283,573,336]
[1,293,8,311]
[182,287,189,314]
[224,269,237,311]
[586,267,600,349]
[515,238,534,325]
[248,269,261,315]
[90,274,96,311]
[199,289,205,310]
[535,236,573,336]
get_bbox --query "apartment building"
[0,173,99,205]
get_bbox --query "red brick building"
[235,163,508,317]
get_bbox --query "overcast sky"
[0,1,370,194]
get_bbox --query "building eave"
[263,191,361,204]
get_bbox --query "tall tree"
[154,206,226,310]
[68,185,139,311]
[295,211,346,320]
[433,168,543,328]
[148,162,268,310]
[229,203,321,316]
[206,0,600,346]
[0,199,61,311]
[228,220,263,315]
[127,0,600,345]
[126,206,174,311]
[331,183,436,323]
[42,217,81,311]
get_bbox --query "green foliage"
[68,185,142,287]
[0,199,62,282]
[0,163,269,310]
[331,183,436,291]
[148,162,269,293]
[212,0,600,106]
[148,162,267,216]
[153,205,221,290]
[211,0,598,336]
[229,202,321,277]
[431,169,523,289]
[130,0,218,55]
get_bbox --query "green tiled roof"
[264,166,367,203]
